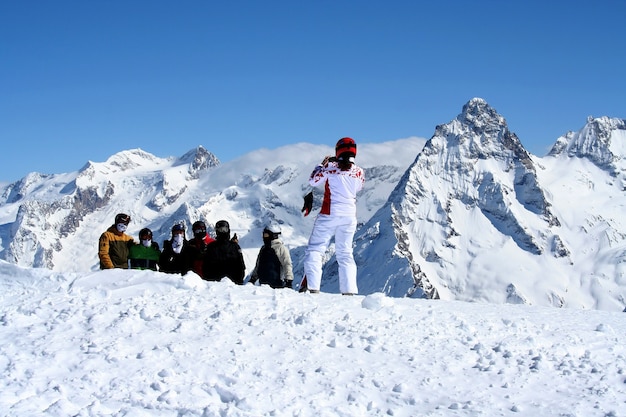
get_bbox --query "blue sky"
[1,1,624,183]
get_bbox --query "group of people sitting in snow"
[98,213,294,289]
[98,137,365,294]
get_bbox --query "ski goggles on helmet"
[215,220,230,234]
[115,213,131,225]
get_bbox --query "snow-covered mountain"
[354,98,626,311]
[1,98,624,311]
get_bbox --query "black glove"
[301,192,313,216]
[231,233,238,243]
[321,155,337,167]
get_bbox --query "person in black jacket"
[181,220,215,277]
[202,220,246,284]
[159,223,188,274]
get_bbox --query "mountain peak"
[356,99,562,304]
[177,146,220,178]
[104,148,161,170]
[426,99,528,166]
[548,116,626,172]
[458,97,507,135]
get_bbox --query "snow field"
[0,264,625,416]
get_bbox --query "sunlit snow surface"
[1,262,624,416]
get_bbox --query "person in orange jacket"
[98,213,135,269]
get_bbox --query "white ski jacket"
[308,161,364,217]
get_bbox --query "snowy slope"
[1,262,624,416]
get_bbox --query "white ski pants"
[304,214,358,294]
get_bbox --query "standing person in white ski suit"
[302,137,365,294]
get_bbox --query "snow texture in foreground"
[1,262,625,416]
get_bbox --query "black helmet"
[192,221,206,236]
[115,213,131,225]
[215,220,230,238]
[171,223,185,234]
[139,228,153,240]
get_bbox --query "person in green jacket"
[128,228,160,271]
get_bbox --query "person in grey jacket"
[249,224,294,289]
